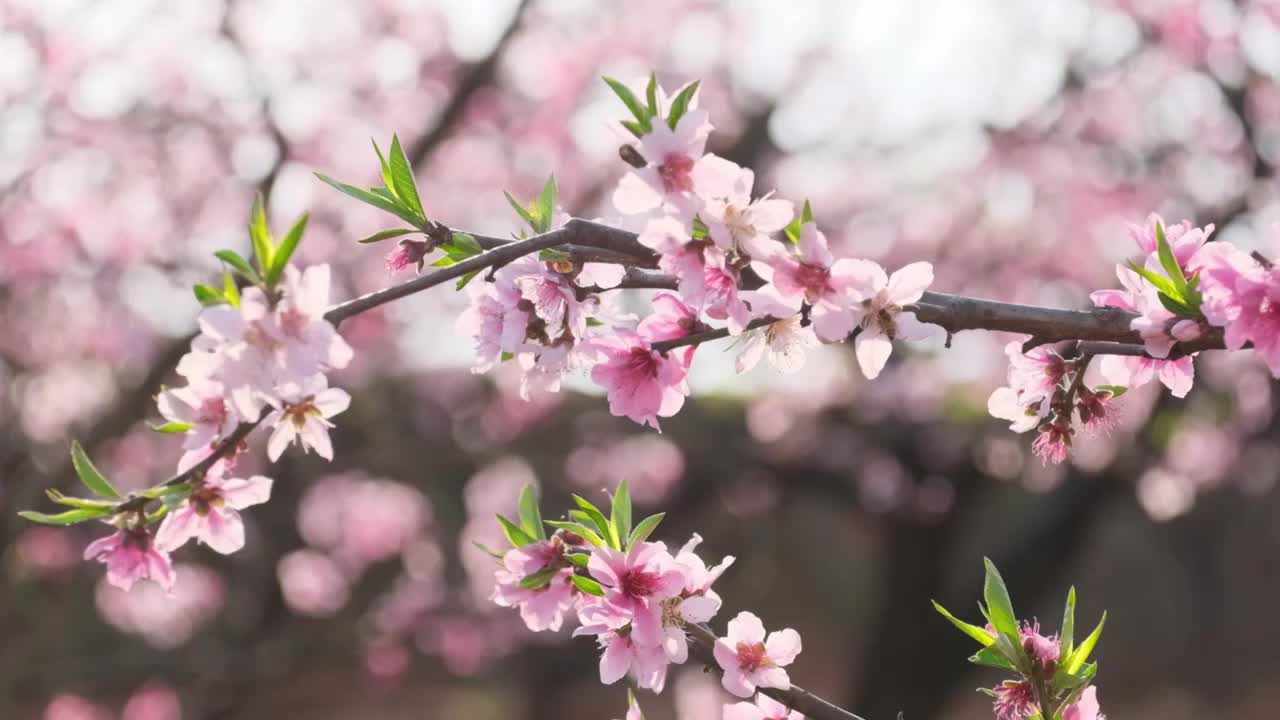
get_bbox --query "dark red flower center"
[658,152,694,194]
[620,568,661,598]
[735,641,769,672]
[794,262,831,300]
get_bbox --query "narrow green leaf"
[573,495,619,549]
[610,480,632,549]
[71,441,121,499]
[982,558,1020,641]
[388,134,426,221]
[149,421,193,434]
[519,566,560,589]
[568,509,604,536]
[666,80,700,130]
[267,212,309,286]
[603,76,653,132]
[248,194,275,274]
[193,283,225,307]
[45,490,115,510]
[626,512,665,549]
[1064,612,1106,674]
[315,173,426,228]
[472,541,505,560]
[431,255,456,267]
[222,270,240,307]
[1127,261,1181,300]
[1155,222,1188,291]
[533,175,558,234]
[644,72,658,116]
[518,484,547,541]
[545,520,606,547]
[504,190,539,229]
[969,647,1015,670]
[371,139,396,196]
[496,513,536,547]
[1061,586,1076,658]
[359,228,418,244]
[449,232,483,258]
[1094,385,1128,398]
[565,552,590,566]
[1053,662,1096,692]
[783,199,815,243]
[932,600,996,646]
[19,508,111,526]
[455,269,480,291]
[571,575,606,597]
[1158,292,1197,318]
[213,249,259,281]
[620,119,645,138]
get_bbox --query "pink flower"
[749,224,866,342]
[1032,421,1072,465]
[1097,353,1194,398]
[637,216,709,306]
[155,469,272,555]
[1075,387,1117,434]
[155,382,240,451]
[713,611,802,698]
[1063,687,1103,720]
[1188,241,1280,375]
[613,102,713,217]
[590,328,690,430]
[84,528,176,593]
[987,342,1064,433]
[496,256,598,345]
[385,239,430,273]
[515,334,603,400]
[195,287,283,417]
[639,292,700,368]
[701,247,754,335]
[737,286,818,374]
[1091,264,1188,359]
[723,694,805,720]
[491,540,576,632]
[574,623,670,692]
[588,541,688,645]
[272,264,354,376]
[844,260,935,378]
[457,277,528,373]
[1020,621,1061,669]
[1129,213,1212,266]
[576,262,627,290]
[992,680,1037,720]
[264,376,351,461]
[675,533,735,600]
[693,156,794,256]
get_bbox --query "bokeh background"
[4,0,1280,718]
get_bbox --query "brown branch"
[684,622,869,720]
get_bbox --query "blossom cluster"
[59,211,356,593]
[990,213,1280,465]
[488,483,806,720]
[444,77,935,430]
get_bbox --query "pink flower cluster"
[459,79,935,431]
[490,517,808,719]
[85,264,353,592]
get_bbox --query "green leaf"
[1061,586,1076,658]
[1094,385,1128,398]
[968,647,1015,670]
[783,199,814,243]
[371,139,396,197]
[666,80,700,130]
[1063,611,1106,674]
[572,495,619,549]
[571,575,606,597]
[359,228,418,244]
[455,269,480,291]
[1127,261,1181,300]
[193,283,225,307]
[532,175,558,234]
[519,566,560,589]
[471,540,505,560]
[1053,662,1097,692]
[1154,221,1188,292]
[248,194,275,274]
[626,512,665,549]
[603,76,653,133]
[388,134,425,221]
[609,480,632,549]
[539,248,572,262]
[1158,292,1197,318]
[18,508,112,526]
[932,600,996,646]
[518,484,547,541]
[449,232,483,258]
[568,509,605,536]
[45,490,115,510]
[266,212,309,286]
[315,173,427,228]
[500,351,515,362]
[214,249,260,282]
[222,270,240,307]
[982,558,1020,643]
[71,441,121,499]
[565,552,590,566]
[149,421,193,433]
[504,190,539,230]
[545,520,606,547]
[496,513,536,547]
[644,72,658,116]
[620,119,645,139]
